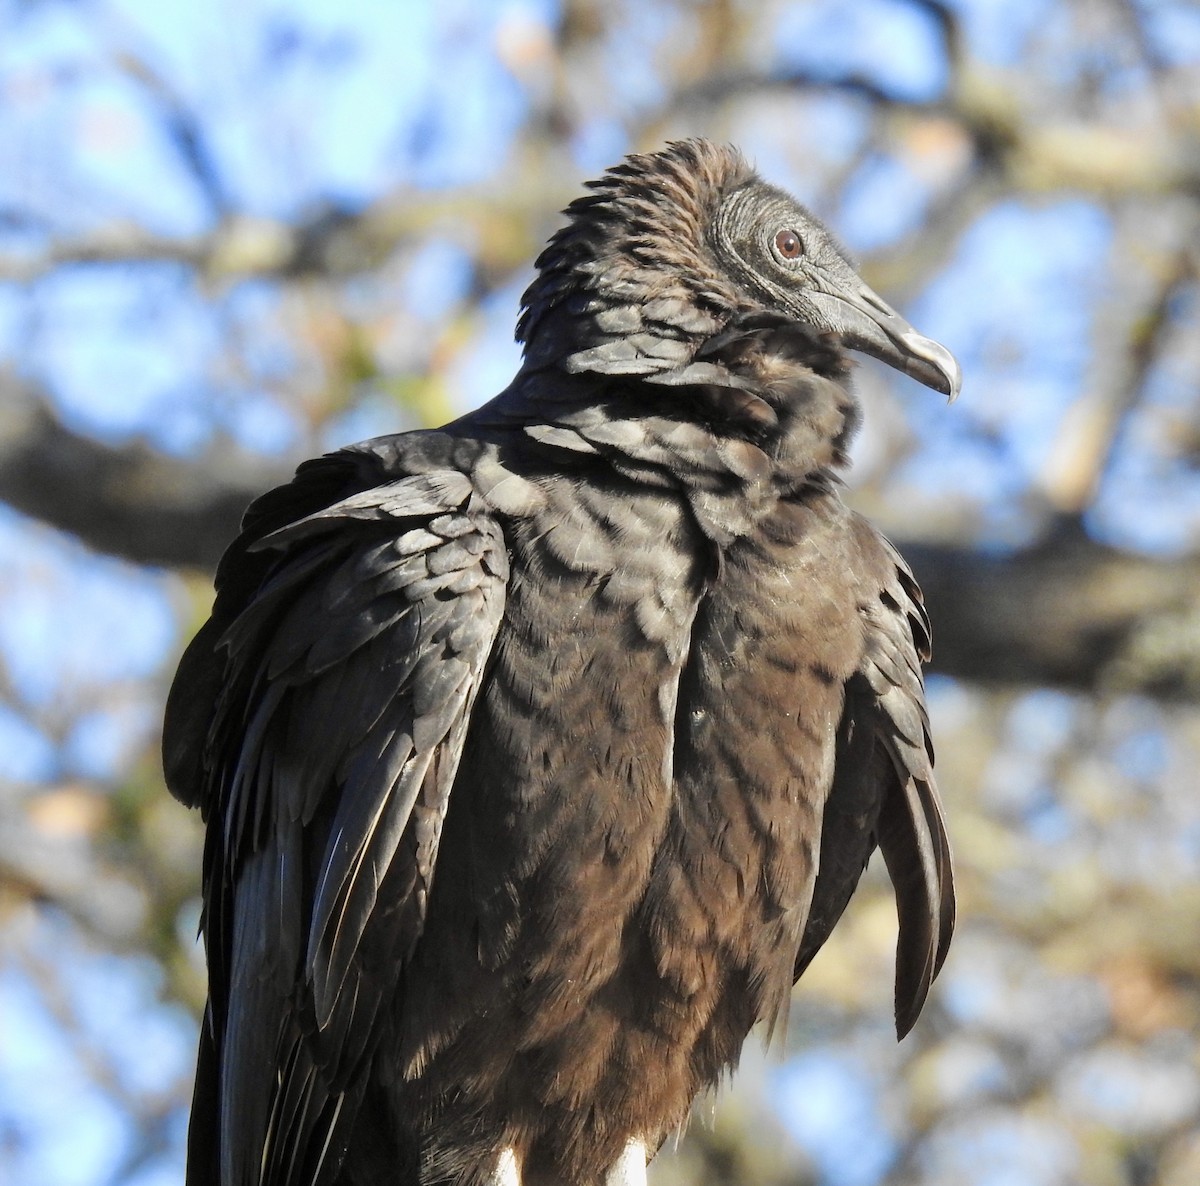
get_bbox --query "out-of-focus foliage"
[1,2,1199,1185]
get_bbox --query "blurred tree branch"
[1040,237,1200,516]
[0,373,286,568]
[112,50,230,217]
[0,190,540,287]
[5,366,1200,699]
[909,533,1200,699]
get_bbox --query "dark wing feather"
[165,462,508,1186]
[794,526,954,1038]
[865,540,954,1036]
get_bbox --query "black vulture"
[164,140,958,1186]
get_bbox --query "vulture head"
[517,139,960,406]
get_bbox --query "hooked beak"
[810,285,962,402]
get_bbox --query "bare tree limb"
[1040,235,1199,515]
[910,530,1200,698]
[2,372,1198,699]
[0,373,288,569]
[113,50,229,216]
[0,189,541,293]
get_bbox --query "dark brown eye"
[775,229,803,259]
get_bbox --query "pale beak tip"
[944,357,963,404]
[900,331,962,404]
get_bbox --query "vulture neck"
[704,325,861,486]
[494,331,861,546]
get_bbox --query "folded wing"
[164,460,508,1186]
[794,524,954,1037]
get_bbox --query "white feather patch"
[488,1147,521,1186]
[605,1139,647,1186]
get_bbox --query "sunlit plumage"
[164,140,957,1186]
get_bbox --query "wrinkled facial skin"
[711,184,962,401]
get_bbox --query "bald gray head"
[518,140,960,402]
